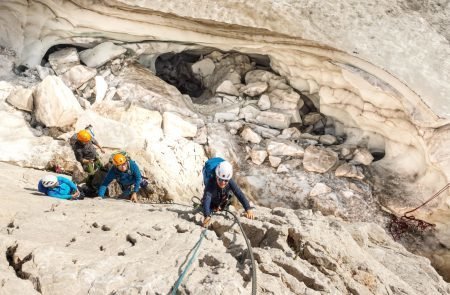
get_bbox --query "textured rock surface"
[1,163,449,295]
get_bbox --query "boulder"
[80,42,127,68]
[303,146,338,173]
[48,47,80,75]
[319,134,337,145]
[335,163,365,180]
[6,87,33,112]
[303,112,323,126]
[241,127,262,144]
[60,65,97,90]
[256,111,291,129]
[34,76,82,127]
[257,94,271,110]
[277,127,301,140]
[191,58,215,77]
[163,112,197,138]
[266,139,304,157]
[351,148,374,166]
[250,147,267,165]
[241,81,268,97]
[215,80,239,96]
[239,104,261,122]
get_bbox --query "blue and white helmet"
[215,161,233,180]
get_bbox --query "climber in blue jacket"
[202,160,254,227]
[38,175,81,200]
[97,153,142,202]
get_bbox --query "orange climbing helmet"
[77,130,92,143]
[112,153,127,166]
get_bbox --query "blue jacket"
[202,177,250,217]
[38,176,78,200]
[98,160,142,197]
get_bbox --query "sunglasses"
[216,177,229,184]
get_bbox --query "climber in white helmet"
[38,175,81,200]
[201,159,254,227]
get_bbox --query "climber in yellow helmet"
[97,153,145,203]
[70,128,105,184]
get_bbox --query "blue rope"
[171,229,207,294]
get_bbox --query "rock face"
[1,163,449,295]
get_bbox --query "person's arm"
[228,179,250,211]
[98,168,115,197]
[130,161,142,193]
[57,176,78,192]
[202,189,214,227]
[47,190,72,200]
[202,190,213,217]
[92,138,105,153]
[74,147,84,162]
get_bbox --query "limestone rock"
[0,111,77,169]
[241,127,262,144]
[351,148,374,166]
[60,65,97,90]
[277,127,301,140]
[163,112,197,138]
[48,48,80,75]
[335,163,365,180]
[269,156,282,168]
[191,58,215,77]
[241,81,268,97]
[34,76,82,127]
[239,104,260,122]
[250,147,267,165]
[6,86,33,112]
[75,110,144,150]
[215,80,239,96]
[79,42,127,68]
[266,139,304,157]
[303,112,323,126]
[256,111,291,129]
[319,134,337,145]
[303,146,338,173]
[35,65,55,80]
[257,94,271,110]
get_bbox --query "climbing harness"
[388,183,449,240]
[171,229,207,295]
[151,198,257,294]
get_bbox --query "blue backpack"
[202,157,225,186]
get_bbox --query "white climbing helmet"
[41,175,58,187]
[215,161,233,181]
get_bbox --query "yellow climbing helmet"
[77,130,92,143]
[112,153,127,166]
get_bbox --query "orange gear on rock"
[112,153,127,166]
[77,130,92,143]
